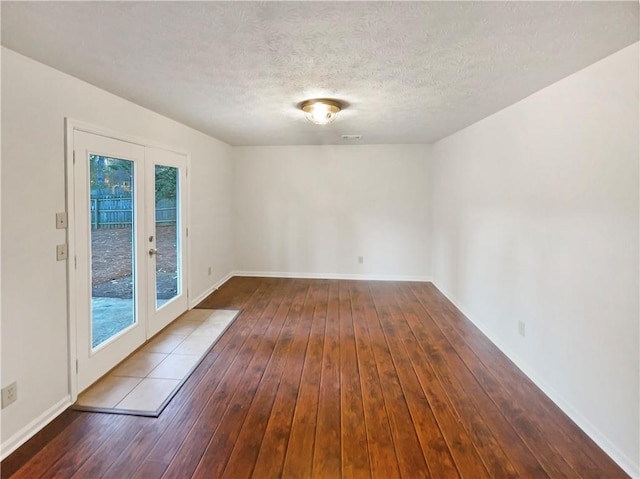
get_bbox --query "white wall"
[0,48,234,453]
[430,43,639,475]
[233,145,431,280]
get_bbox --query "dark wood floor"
[2,277,627,478]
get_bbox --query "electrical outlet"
[56,212,68,229]
[2,382,17,408]
[518,321,526,337]
[358,256,364,264]
[208,266,212,276]
[56,244,68,261]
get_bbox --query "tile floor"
[75,308,239,415]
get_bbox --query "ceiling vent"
[341,135,362,140]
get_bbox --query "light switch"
[56,212,68,229]
[56,244,68,261]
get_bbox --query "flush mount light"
[300,99,342,125]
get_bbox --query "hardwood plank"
[311,280,343,478]
[364,283,430,478]
[8,413,119,479]
[71,415,146,479]
[350,281,402,478]
[409,283,592,477]
[0,409,81,479]
[102,279,279,478]
[383,285,493,479]
[140,278,278,466]
[396,284,535,478]
[423,283,626,478]
[180,279,299,478]
[249,280,316,477]
[161,279,298,478]
[281,282,327,478]
[196,275,259,310]
[389,283,548,479]
[132,460,168,479]
[2,278,628,479]
[339,281,371,479]
[220,280,311,478]
[371,283,461,479]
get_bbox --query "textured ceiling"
[2,1,638,146]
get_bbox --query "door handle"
[148,248,158,256]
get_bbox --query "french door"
[73,130,188,392]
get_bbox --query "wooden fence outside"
[90,196,176,229]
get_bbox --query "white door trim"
[65,118,191,401]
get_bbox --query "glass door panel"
[154,165,179,309]
[89,155,136,348]
[74,132,189,395]
[74,130,146,393]
[146,147,188,338]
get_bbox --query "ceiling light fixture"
[300,99,342,125]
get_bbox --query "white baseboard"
[1,396,72,461]
[233,270,431,283]
[189,272,234,308]
[431,280,639,479]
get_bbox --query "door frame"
[65,118,192,401]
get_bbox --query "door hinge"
[186,228,189,237]
[75,360,79,374]
[74,255,77,269]
[73,150,76,164]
